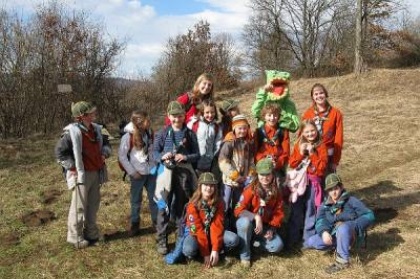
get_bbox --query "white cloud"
[1,0,253,76]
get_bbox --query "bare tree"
[152,20,241,106]
[0,3,125,138]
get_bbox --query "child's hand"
[162,152,173,161]
[264,229,274,240]
[299,143,309,155]
[322,231,333,245]
[131,172,142,180]
[254,214,263,235]
[235,176,246,184]
[263,83,273,93]
[174,154,186,162]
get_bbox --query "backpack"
[118,129,153,181]
[256,125,283,148]
[118,133,134,181]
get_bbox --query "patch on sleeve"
[190,224,196,234]
[188,214,194,222]
[235,195,245,208]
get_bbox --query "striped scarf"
[313,103,331,136]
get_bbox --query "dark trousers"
[156,164,196,243]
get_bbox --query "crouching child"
[165,172,239,267]
[305,173,375,273]
[234,158,285,267]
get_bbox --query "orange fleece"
[302,105,343,165]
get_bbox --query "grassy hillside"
[1,69,419,278]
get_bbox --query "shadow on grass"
[352,180,419,223]
[104,226,156,242]
[356,228,404,264]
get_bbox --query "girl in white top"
[187,99,222,174]
[118,111,157,236]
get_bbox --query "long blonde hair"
[130,110,150,150]
[191,73,214,105]
[297,119,321,146]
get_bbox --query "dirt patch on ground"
[41,188,63,204]
[22,209,56,227]
[0,232,20,247]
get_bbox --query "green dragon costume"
[251,70,300,132]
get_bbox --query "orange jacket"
[302,105,343,165]
[289,142,328,177]
[254,124,290,170]
[186,200,224,256]
[234,185,284,228]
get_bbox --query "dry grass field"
[1,69,419,278]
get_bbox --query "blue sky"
[2,0,420,78]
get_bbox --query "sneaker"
[240,259,251,268]
[325,261,349,274]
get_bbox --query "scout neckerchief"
[313,102,331,136]
[257,185,274,216]
[201,200,216,235]
[325,190,350,215]
[259,125,282,146]
[77,123,98,142]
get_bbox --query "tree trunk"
[354,0,364,75]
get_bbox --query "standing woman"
[165,73,214,126]
[118,111,158,236]
[302,83,343,174]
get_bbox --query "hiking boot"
[156,241,168,255]
[240,259,251,268]
[129,222,140,237]
[86,236,103,246]
[325,261,349,274]
[72,239,89,249]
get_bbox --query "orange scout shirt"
[255,124,290,170]
[186,200,224,256]
[289,142,328,177]
[302,105,343,165]
[234,186,284,228]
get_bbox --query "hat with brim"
[71,101,96,118]
[198,172,218,184]
[232,114,249,130]
[167,101,185,115]
[221,99,239,112]
[256,158,274,175]
[325,173,342,190]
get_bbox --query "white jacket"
[187,117,222,170]
[118,122,156,176]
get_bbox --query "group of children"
[57,73,375,274]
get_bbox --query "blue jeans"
[305,222,356,262]
[236,217,284,261]
[182,230,239,258]
[130,174,157,225]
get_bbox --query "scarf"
[327,190,350,215]
[313,103,331,136]
[201,200,216,235]
[257,185,274,217]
